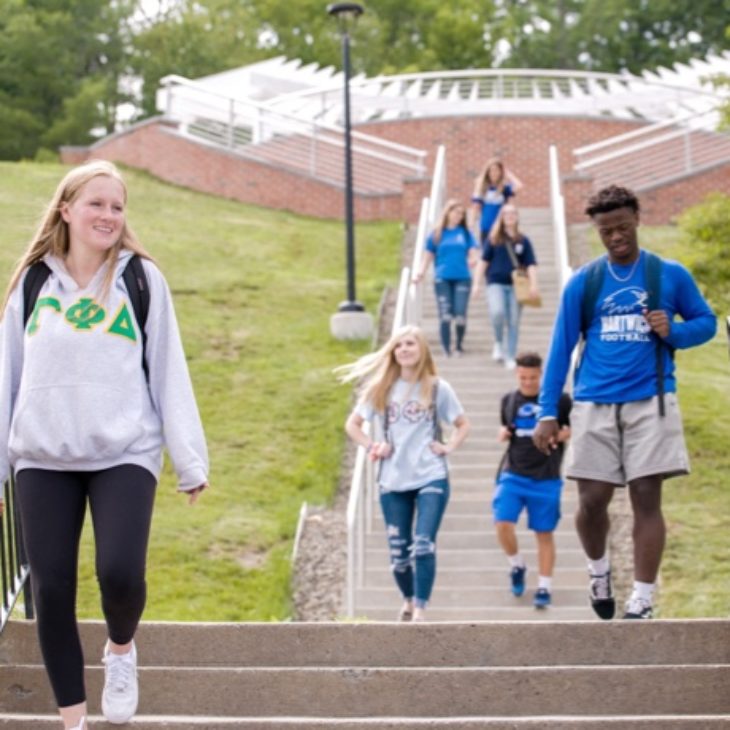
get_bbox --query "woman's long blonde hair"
[432,199,468,245]
[335,325,438,413]
[474,157,505,198]
[2,160,153,315]
[489,202,522,247]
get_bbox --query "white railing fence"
[548,145,573,291]
[344,145,447,617]
[573,107,730,192]
[158,74,427,194]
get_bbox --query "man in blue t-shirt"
[534,185,716,621]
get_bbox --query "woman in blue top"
[413,200,479,357]
[472,204,539,369]
[469,158,524,243]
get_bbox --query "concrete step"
[363,566,590,587]
[3,663,728,716]
[2,715,729,728]
[364,532,585,550]
[356,586,590,608]
[363,548,592,569]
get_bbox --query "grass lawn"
[0,161,401,620]
[588,225,730,617]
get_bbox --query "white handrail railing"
[344,146,447,618]
[158,74,427,191]
[549,145,573,291]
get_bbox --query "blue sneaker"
[510,566,526,597]
[533,588,551,609]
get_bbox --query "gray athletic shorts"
[566,394,690,486]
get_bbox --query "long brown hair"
[2,160,153,315]
[432,199,468,245]
[335,325,438,413]
[474,157,505,198]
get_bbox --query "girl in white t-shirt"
[339,325,469,621]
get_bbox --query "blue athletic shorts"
[492,471,563,532]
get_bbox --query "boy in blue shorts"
[494,352,571,608]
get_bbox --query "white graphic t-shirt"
[356,377,464,492]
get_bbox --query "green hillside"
[0,162,401,620]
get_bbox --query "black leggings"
[15,465,156,708]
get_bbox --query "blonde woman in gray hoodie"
[0,160,209,730]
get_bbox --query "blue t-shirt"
[539,250,717,417]
[481,235,537,285]
[426,226,478,281]
[472,184,514,235]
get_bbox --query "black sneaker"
[623,596,653,619]
[589,571,615,620]
[510,566,526,597]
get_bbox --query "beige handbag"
[506,240,541,307]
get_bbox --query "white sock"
[538,575,552,591]
[508,553,525,569]
[631,581,655,603]
[587,555,610,576]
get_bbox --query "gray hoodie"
[0,250,208,496]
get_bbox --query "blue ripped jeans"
[434,279,471,354]
[486,283,522,360]
[379,478,450,608]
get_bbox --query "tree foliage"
[1,0,729,159]
[678,193,730,315]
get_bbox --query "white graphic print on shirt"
[599,286,652,344]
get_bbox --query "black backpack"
[23,255,151,380]
[579,250,672,416]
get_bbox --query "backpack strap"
[643,251,672,417]
[581,257,607,337]
[23,261,52,327]
[122,255,151,381]
[496,390,520,479]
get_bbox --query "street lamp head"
[327,2,364,32]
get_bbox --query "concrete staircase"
[356,207,596,621]
[1,619,729,727]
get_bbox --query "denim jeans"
[379,478,450,608]
[486,283,522,360]
[434,279,471,354]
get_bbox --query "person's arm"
[526,264,539,300]
[0,284,25,514]
[471,259,488,297]
[505,169,524,194]
[651,262,717,348]
[412,250,434,284]
[345,409,393,461]
[143,262,209,503]
[431,413,469,455]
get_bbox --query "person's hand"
[369,442,393,461]
[470,285,481,300]
[644,309,670,338]
[0,498,4,517]
[430,441,451,456]
[498,426,513,443]
[412,271,424,285]
[529,286,540,302]
[180,483,208,505]
[533,420,560,455]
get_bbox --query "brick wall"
[62,114,730,225]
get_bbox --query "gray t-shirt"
[355,377,464,492]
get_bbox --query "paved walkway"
[356,207,595,620]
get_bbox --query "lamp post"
[327,1,373,340]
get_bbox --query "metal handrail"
[1,474,33,633]
[158,74,427,180]
[549,145,573,291]
[344,147,447,618]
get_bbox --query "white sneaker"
[102,641,139,724]
[69,718,86,730]
[505,358,517,370]
[492,342,504,361]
